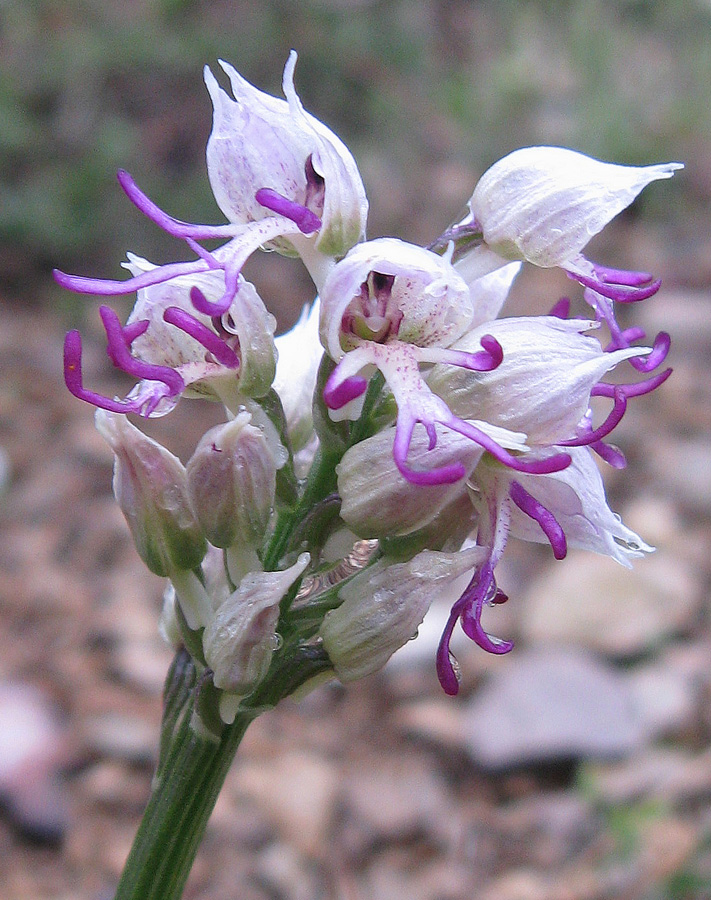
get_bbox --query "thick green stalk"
[113,642,331,900]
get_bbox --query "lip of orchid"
[391,397,573,486]
[63,327,180,417]
[459,565,515,652]
[326,337,573,485]
[592,367,672,400]
[436,560,514,695]
[162,306,241,368]
[99,306,186,396]
[558,389,628,448]
[117,169,244,240]
[53,186,306,306]
[585,287,671,374]
[568,267,662,303]
[558,366,671,450]
[53,259,212,297]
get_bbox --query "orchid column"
[55,52,680,900]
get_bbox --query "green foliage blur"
[1,0,708,300]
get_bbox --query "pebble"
[627,658,698,740]
[0,681,70,845]
[587,746,711,806]
[111,638,172,696]
[254,842,327,900]
[520,550,700,657]
[395,698,466,750]
[231,751,339,857]
[462,648,644,769]
[652,436,711,517]
[340,753,454,843]
[82,712,157,764]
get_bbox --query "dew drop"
[270,632,283,651]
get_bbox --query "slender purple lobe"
[255,188,322,234]
[509,480,567,559]
[393,416,467,485]
[570,269,661,303]
[64,330,152,414]
[117,169,241,240]
[163,307,240,368]
[323,374,368,410]
[99,306,185,396]
[436,605,463,695]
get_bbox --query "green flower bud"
[204,553,310,693]
[96,410,206,576]
[320,548,484,682]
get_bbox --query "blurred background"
[1,0,710,898]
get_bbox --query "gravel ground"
[1,224,710,900]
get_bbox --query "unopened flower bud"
[337,425,483,538]
[204,553,310,693]
[320,547,484,682]
[186,411,277,548]
[96,409,206,576]
[467,146,681,269]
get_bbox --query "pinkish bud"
[96,410,206,576]
[186,411,277,548]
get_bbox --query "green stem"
[263,443,341,571]
[113,642,331,900]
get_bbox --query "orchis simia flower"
[56,44,679,710]
[436,147,681,379]
[57,51,366,416]
[319,237,572,485]
[52,50,682,900]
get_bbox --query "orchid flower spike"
[458,147,682,301]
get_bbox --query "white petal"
[428,315,649,444]
[469,147,682,267]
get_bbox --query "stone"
[0,681,70,844]
[627,658,697,740]
[340,753,453,841]
[82,712,157,764]
[395,699,466,750]
[462,648,644,769]
[520,550,700,657]
[230,751,339,857]
[651,436,711,517]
